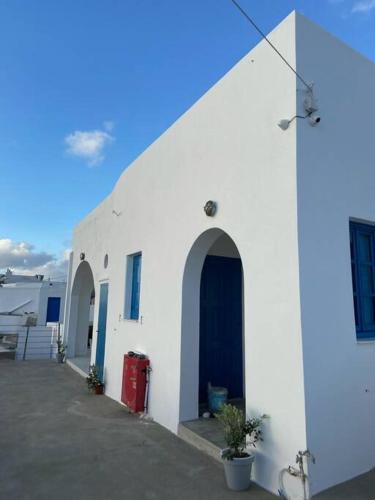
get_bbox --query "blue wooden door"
[46,297,61,322]
[96,283,109,382]
[199,256,243,403]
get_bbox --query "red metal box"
[121,352,149,413]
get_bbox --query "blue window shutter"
[130,254,141,319]
[350,221,375,339]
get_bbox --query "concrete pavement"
[1,359,374,499]
[0,360,273,500]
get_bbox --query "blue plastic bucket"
[208,385,228,413]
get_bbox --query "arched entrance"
[67,261,95,359]
[180,228,244,422]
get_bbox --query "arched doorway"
[67,261,95,359]
[180,228,244,422]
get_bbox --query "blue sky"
[1,0,375,277]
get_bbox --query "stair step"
[66,359,88,378]
[178,422,222,464]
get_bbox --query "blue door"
[96,283,109,382]
[46,297,61,322]
[199,256,243,404]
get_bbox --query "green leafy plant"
[215,404,263,460]
[56,332,66,356]
[86,365,103,390]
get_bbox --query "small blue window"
[350,221,375,339]
[125,253,142,320]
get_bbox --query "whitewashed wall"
[296,14,375,494]
[66,13,307,494]
[38,283,66,325]
[0,284,40,316]
[0,282,65,325]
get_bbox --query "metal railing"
[0,323,62,360]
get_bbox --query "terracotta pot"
[95,384,104,395]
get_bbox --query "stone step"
[66,359,88,378]
[178,422,222,464]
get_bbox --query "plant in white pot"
[216,404,263,491]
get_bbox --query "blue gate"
[96,283,109,382]
[199,256,243,404]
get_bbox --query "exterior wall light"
[278,119,291,130]
[80,252,85,261]
[204,200,217,217]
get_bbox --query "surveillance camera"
[309,115,321,126]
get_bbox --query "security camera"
[309,115,321,126]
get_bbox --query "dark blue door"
[199,256,243,403]
[96,283,109,382]
[46,297,61,322]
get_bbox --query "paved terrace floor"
[0,360,273,500]
[0,359,374,500]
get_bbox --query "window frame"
[350,221,375,340]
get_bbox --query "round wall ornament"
[204,200,217,217]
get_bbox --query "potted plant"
[216,404,263,491]
[56,334,66,363]
[86,365,104,395]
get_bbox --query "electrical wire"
[229,0,311,91]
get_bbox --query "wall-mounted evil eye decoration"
[80,252,85,261]
[204,200,217,217]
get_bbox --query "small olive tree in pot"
[216,404,264,491]
[56,334,66,363]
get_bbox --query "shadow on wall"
[67,261,95,359]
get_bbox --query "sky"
[1,0,375,278]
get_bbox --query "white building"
[0,279,66,326]
[0,274,66,360]
[0,268,45,284]
[63,12,375,495]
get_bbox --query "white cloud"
[0,239,53,268]
[352,0,375,12]
[0,239,69,280]
[64,123,114,166]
